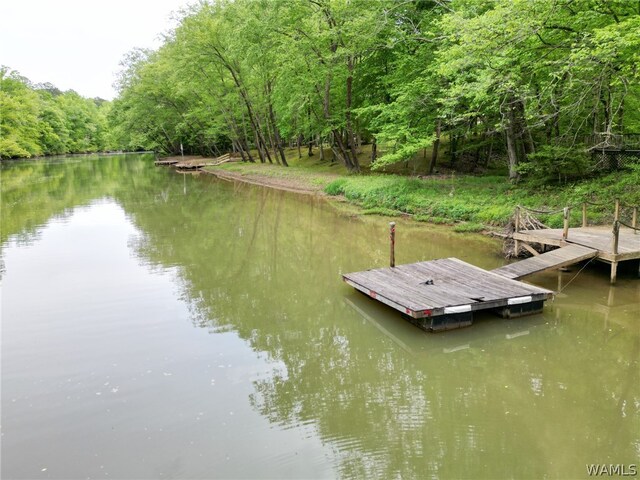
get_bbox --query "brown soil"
[200,168,326,196]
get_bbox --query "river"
[1,154,638,479]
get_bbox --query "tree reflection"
[4,156,638,478]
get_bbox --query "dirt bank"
[200,167,329,196]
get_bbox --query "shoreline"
[199,167,328,196]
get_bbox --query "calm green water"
[1,154,638,479]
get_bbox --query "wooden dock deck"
[154,153,241,168]
[511,226,640,282]
[154,158,180,165]
[343,258,553,332]
[175,153,240,169]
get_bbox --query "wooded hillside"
[0,67,113,158]
[110,0,639,181]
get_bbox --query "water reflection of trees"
[0,154,161,245]
[117,172,639,479]
[5,156,638,478]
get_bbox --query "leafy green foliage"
[0,67,113,158]
[518,145,591,184]
[109,0,640,181]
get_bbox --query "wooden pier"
[154,158,180,165]
[175,153,240,169]
[509,201,640,283]
[343,258,553,332]
[343,200,639,332]
[154,153,241,168]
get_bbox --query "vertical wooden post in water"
[514,207,520,256]
[389,222,396,268]
[632,207,638,234]
[614,199,620,222]
[611,220,620,284]
[562,207,570,240]
[582,203,587,228]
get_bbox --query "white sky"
[0,0,193,100]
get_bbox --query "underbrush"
[324,165,640,229]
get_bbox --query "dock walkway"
[491,244,598,280]
[155,153,241,168]
[511,226,639,283]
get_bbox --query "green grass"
[453,222,486,233]
[206,146,640,230]
[324,164,640,229]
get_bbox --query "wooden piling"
[612,220,620,255]
[562,207,570,240]
[610,260,619,284]
[514,207,520,256]
[614,199,620,222]
[632,207,637,234]
[611,220,620,285]
[389,222,396,268]
[582,203,587,228]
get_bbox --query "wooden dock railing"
[512,199,640,283]
[515,198,638,240]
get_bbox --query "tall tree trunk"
[344,55,360,172]
[255,112,273,164]
[307,103,313,157]
[214,50,271,163]
[484,134,494,167]
[333,130,355,170]
[505,96,520,181]
[264,113,280,165]
[450,135,457,166]
[233,140,247,162]
[319,135,325,162]
[428,119,441,174]
[516,99,535,155]
[371,136,377,163]
[267,98,287,166]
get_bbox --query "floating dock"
[343,258,553,332]
[343,201,639,332]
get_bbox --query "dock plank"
[513,227,640,259]
[491,244,598,280]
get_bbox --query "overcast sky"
[0,0,192,100]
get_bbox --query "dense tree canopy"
[0,67,114,158]
[109,0,639,179]
[4,0,638,181]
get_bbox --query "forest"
[0,67,114,158]
[3,0,639,184]
[109,0,640,182]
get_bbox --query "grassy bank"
[204,147,640,232]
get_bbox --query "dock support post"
[632,207,637,234]
[514,207,520,256]
[614,199,620,222]
[612,220,620,255]
[582,203,587,228]
[611,220,619,284]
[389,222,396,268]
[562,207,570,240]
